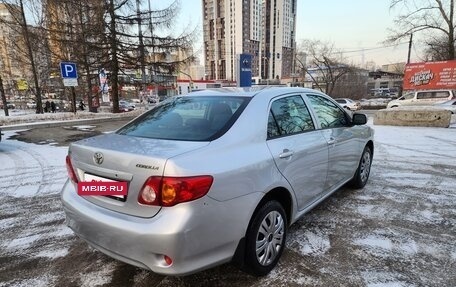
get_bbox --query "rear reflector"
[164,255,173,266]
[66,155,78,183]
[138,176,213,207]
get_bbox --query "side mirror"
[352,113,367,125]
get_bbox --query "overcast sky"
[154,0,424,67]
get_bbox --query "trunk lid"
[69,133,209,218]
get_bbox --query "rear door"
[266,94,329,211]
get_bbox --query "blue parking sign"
[237,54,252,87]
[60,62,78,78]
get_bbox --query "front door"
[306,94,360,191]
[266,94,329,211]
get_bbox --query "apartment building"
[0,3,28,95]
[202,0,297,81]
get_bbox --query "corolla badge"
[93,152,104,165]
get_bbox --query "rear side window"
[434,91,450,98]
[117,96,249,141]
[417,91,449,99]
[307,94,349,128]
[267,95,315,139]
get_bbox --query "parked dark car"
[0,101,16,109]
[118,102,135,112]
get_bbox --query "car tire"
[244,200,287,276]
[349,146,372,189]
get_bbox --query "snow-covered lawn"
[0,121,455,286]
[0,108,144,127]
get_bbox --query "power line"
[338,42,409,54]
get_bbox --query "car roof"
[187,86,324,98]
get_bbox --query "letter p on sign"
[60,62,78,78]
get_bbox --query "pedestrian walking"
[50,101,56,113]
[45,100,50,113]
[79,100,85,111]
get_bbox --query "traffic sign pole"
[60,61,78,113]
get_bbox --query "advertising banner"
[99,69,109,93]
[17,79,28,91]
[99,68,110,102]
[403,60,456,90]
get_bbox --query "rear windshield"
[117,96,250,141]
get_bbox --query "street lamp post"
[179,71,193,93]
[295,52,307,86]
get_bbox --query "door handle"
[327,137,336,145]
[279,149,294,159]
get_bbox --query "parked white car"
[334,98,361,111]
[387,90,455,108]
[26,101,37,109]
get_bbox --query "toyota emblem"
[93,152,104,165]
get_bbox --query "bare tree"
[300,40,354,96]
[332,70,368,100]
[387,0,455,60]
[1,0,197,114]
[44,0,107,112]
[0,0,46,113]
[423,36,453,60]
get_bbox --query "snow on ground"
[0,120,455,286]
[0,108,143,126]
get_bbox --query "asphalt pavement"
[0,114,455,286]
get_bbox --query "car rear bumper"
[60,179,261,275]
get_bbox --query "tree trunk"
[0,74,9,116]
[19,0,43,114]
[449,28,455,60]
[108,0,119,113]
[78,2,96,113]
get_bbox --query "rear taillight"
[66,155,78,183]
[138,176,213,207]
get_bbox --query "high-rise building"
[202,0,297,82]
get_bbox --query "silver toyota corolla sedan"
[61,87,374,276]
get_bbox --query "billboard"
[403,60,456,90]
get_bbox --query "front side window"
[307,95,349,129]
[118,96,249,141]
[267,95,315,139]
[401,92,415,100]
